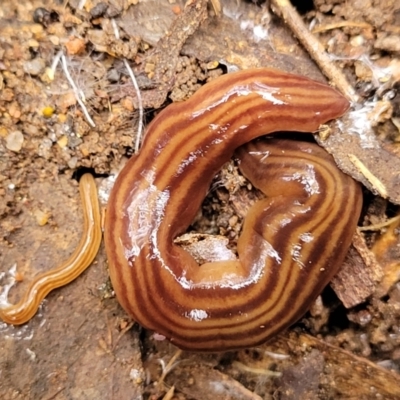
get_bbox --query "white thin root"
[264,349,290,360]
[111,19,144,153]
[60,54,96,127]
[47,50,63,81]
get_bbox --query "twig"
[270,0,360,103]
[60,54,96,127]
[161,385,175,400]
[348,153,388,198]
[210,0,222,16]
[312,21,372,34]
[359,215,400,232]
[111,19,144,153]
[158,349,182,386]
[111,320,134,351]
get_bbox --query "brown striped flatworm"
[103,67,362,351]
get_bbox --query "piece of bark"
[331,230,383,308]
[315,112,400,205]
[272,332,400,399]
[117,0,209,108]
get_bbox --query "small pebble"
[57,136,68,148]
[90,2,108,18]
[67,156,78,169]
[145,62,155,73]
[33,7,51,24]
[48,35,60,46]
[121,97,134,112]
[42,106,55,118]
[65,37,86,55]
[375,34,400,53]
[24,58,46,76]
[33,209,49,226]
[6,131,24,152]
[33,7,58,27]
[105,5,120,18]
[28,39,40,49]
[350,35,365,47]
[106,68,120,82]
[206,60,219,70]
[38,138,52,159]
[228,215,238,227]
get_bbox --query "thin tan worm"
[104,68,362,351]
[0,174,102,325]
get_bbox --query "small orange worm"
[104,68,362,351]
[0,174,102,325]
